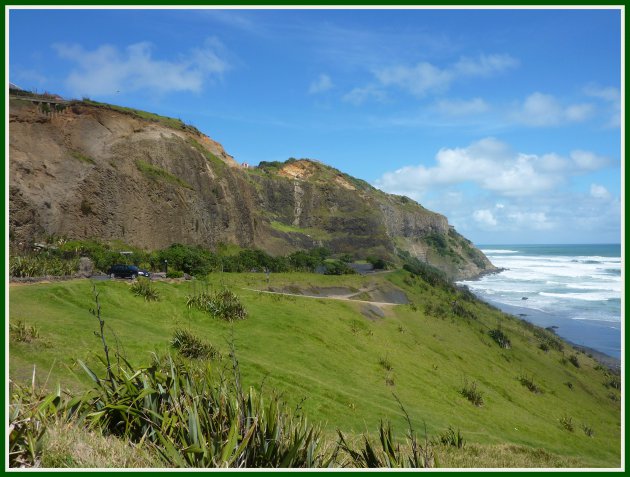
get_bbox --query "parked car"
[107,264,150,279]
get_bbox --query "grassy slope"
[9,271,621,467]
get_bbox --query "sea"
[457,244,622,360]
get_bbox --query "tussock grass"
[130,278,160,301]
[460,380,484,407]
[170,329,221,360]
[10,321,41,343]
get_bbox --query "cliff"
[9,97,496,280]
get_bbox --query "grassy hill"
[9,270,621,468]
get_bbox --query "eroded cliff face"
[9,99,496,279]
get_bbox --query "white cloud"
[570,150,609,171]
[473,209,497,227]
[506,211,554,230]
[308,73,333,94]
[53,40,228,97]
[342,85,387,105]
[511,92,593,126]
[347,53,518,104]
[584,84,621,128]
[373,62,452,97]
[374,137,610,199]
[590,184,611,200]
[434,97,489,116]
[453,53,519,77]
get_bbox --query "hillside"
[9,97,494,280]
[9,272,621,467]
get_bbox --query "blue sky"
[8,7,622,244]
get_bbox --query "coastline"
[478,295,621,371]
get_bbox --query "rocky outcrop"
[9,98,496,280]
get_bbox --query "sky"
[8,7,622,244]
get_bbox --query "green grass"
[270,221,332,240]
[9,270,621,467]
[80,99,198,133]
[135,160,192,189]
[70,151,95,165]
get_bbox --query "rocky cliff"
[9,97,496,280]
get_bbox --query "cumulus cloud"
[373,62,452,97]
[53,39,228,97]
[584,84,621,128]
[308,73,333,94]
[473,209,497,227]
[347,53,517,103]
[590,184,611,200]
[374,137,610,198]
[570,150,609,170]
[342,85,387,105]
[511,92,593,126]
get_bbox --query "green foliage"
[186,288,248,322]
[582,424,594,438]
[433,426,465,449]
[568,354,580,368]
[9,321,40,343]
[488,329,511,349]
[130,278,160,302]
[559,416,574,432]
[517,375,543,394]
[166,270,184,279]
[460,380,484,407]
[170,329,221,360]
[75,353,329,468]
[336,398,435,468]
[366,255,387,270]
[10,255,78,278]
[9,381,62,468]
[135,160,192,189]
[70,151,95,165]
[400,252,453,291]
[323,260,356,275]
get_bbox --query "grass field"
[8,270,622,467]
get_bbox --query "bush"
[323,260,356,275]
[170,329,221,360]
[518,374,543,394]
[9,321,40,343]
[166,270,184,279]
[130,278,160,301]
[186,288,247,321]
[488,329,511,349]
[559,416,574,432]
[433,426,465,449]
[460,380,484,407]
[568,354,580,368]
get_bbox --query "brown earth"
[9,98,497,280]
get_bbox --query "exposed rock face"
[9,99,496,280]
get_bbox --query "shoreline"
[478,295,621,371]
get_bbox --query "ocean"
[458,244,622,359]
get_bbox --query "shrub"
[9,381,62,468]
[186,288,247,321]
[581,424,594,438]
[75,354,330,468]
[336,399,435,468]
[170,329,221,360]
[166,270,184,279]
[488,329,511,349]
[559,416,574,432]
[378,356,393,371]
[130,278,160,302]
[433,426,465,449]
[606,376,621,390]
[518,374,543,394]
[568,354,580,368]
[460,380,484,407]
[10,321,40,343]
